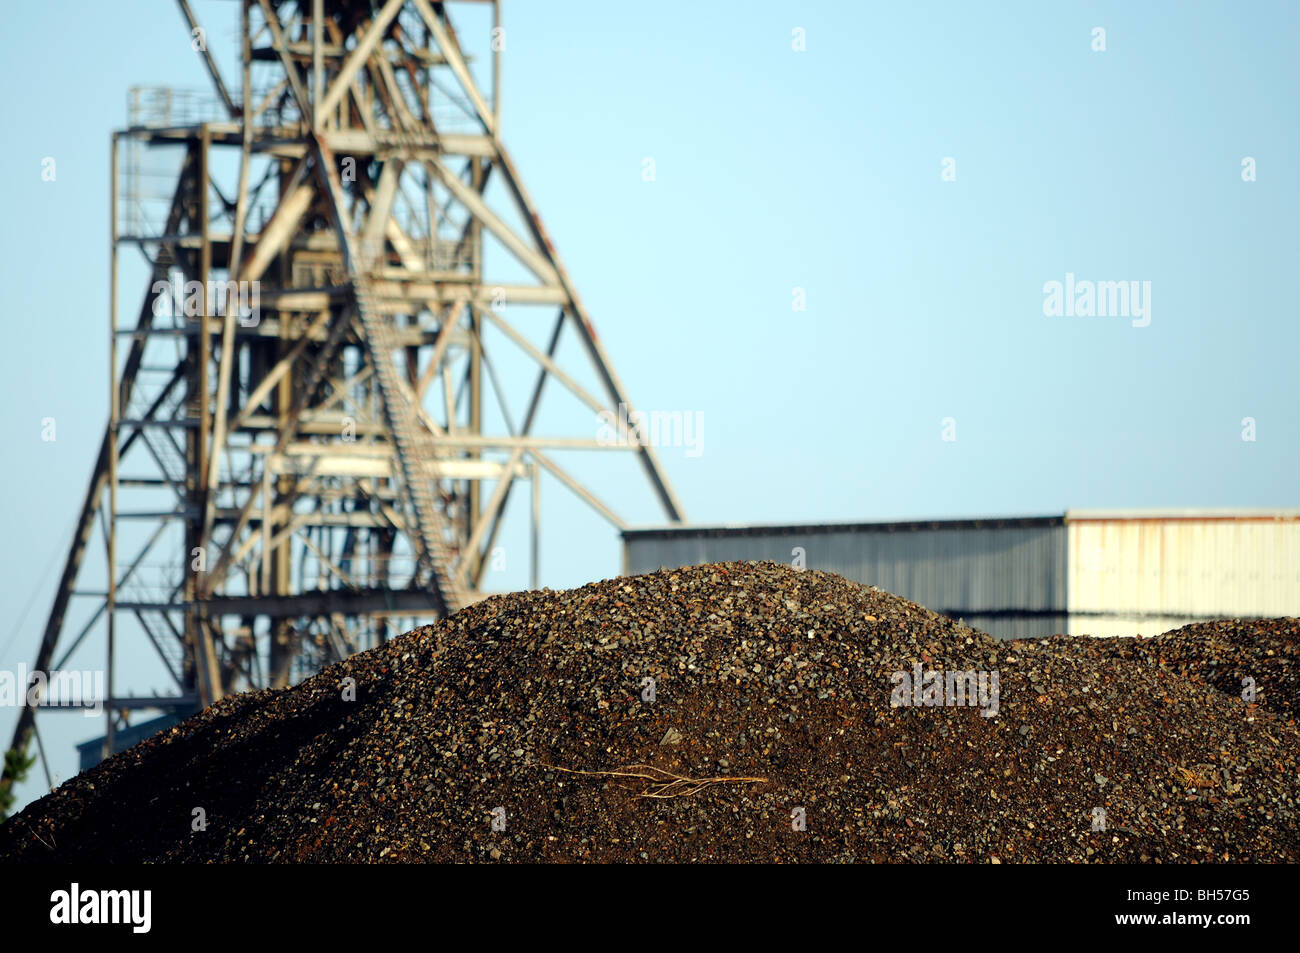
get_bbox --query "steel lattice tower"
[3,0,684,802]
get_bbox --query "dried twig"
[539,762,766,799]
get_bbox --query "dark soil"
[1,562,1296,863]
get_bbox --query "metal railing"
[126,84,483,133]
[127,84,302,129]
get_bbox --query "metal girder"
[176,0,237,117]
[317,0,405,121]
[411,0,495,135]
[425,156,560,286]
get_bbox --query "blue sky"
[1,0,1297,809]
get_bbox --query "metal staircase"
[350,275,466,615]
[311,137,466,617]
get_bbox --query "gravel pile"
[2,562,1296,863]
[1044,618,1300,721]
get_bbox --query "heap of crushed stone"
[1,562,1296,863]
[1043,618,1300,721]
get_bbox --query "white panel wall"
[1066,516,1300,635]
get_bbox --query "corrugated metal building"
[622,509,1300,639]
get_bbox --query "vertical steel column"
[194,125,222,704]
[105,133,120,759]
[492,0,502,129]
[530,462,539,590]
[312,0,323,130]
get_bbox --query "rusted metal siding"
[1065,510,1300,634]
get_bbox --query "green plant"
[0,746,36,822]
